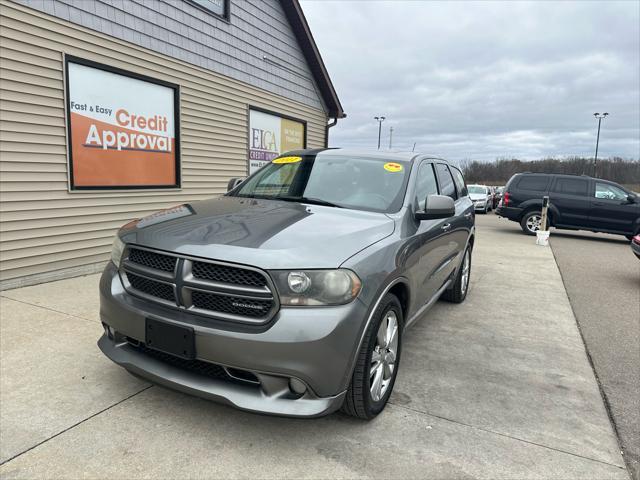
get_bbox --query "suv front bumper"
[98,262,367,417]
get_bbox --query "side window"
[415,162,439,210]
[595,182,627,201]
[517,176,550,191]
[436,163,457,200]
[451,167,467,197]
[552,178,589,196]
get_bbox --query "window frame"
[450,166,468,198]
[247,105,307,176]
[434,162,458,201]
[64,55,181,191]
[186,0,231,21]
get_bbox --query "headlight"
[110,236,125,267]
[271,269,361,306]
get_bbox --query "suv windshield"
[468,186,487,194]
[230,154,410,213]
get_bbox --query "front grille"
[127,272,175,302]
[120,246,278,324]
[192,290,273,318]
[192,261,266,287]
[129,248,176,272]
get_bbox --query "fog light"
[289,377,307,395]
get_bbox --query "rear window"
[552,177,589,196]
[517,176,550,192]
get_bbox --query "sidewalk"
[0,215,628,479]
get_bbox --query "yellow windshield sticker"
[273,156,302,164]
[384,162,403,172]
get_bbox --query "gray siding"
[13,0,327,112]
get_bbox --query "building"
[0,0,344,290]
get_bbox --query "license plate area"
[145,318,195,360]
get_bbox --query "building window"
[65,56,180,190]
[248,107,306,175]
[188,0,229,19]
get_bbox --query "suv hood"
[121,196,395,270]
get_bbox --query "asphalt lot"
[549,227,640,480]
[0,214,629,479]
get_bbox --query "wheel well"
[388,282,409,321]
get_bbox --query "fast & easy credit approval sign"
[66,58,179,189]
[248,109,305,175]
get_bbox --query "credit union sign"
[248,108,305,175]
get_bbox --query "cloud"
[302,0,640,161]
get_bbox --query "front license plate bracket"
[145,318,195,360]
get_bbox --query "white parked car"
[468,184,493,213]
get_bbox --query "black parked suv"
[496,173,639,238]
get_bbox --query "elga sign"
[65,58,179,189]
[248,109,305,175]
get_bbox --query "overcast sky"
[301,0,640,162]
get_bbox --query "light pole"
[389,126,394,149]
[593,112,608,177]
[374,116,385,149]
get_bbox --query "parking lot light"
[374,116,386,149]
[593,112,609,177]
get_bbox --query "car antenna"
[412,142,416,152]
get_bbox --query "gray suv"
[99,149,475,419]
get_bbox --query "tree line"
[459,157,640,187]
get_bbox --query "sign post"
[536,196,551,246]
[540,196,549,231]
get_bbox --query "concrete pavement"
[0,215,629,479]
[550,228,640,480]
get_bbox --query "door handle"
[593,202,604,206]
[441,223,452,231]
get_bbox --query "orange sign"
[66,59,179,189]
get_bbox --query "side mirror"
[415,194,455,221]
[627,194,637,204]
[227,177,244,192]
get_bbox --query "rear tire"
[520,210,548,235]
[342,293,403,420]
[441,246,471,303]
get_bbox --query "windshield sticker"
[384,162,403,173]
[273,156,302,164]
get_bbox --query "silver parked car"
[468,184,493,213]
[99,149,475,419]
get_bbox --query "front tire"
[442,246,471,303]
[342,293,403,420]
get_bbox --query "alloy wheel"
[526,214,542,233]
[460,249,470,296]
[370,310,399,402]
